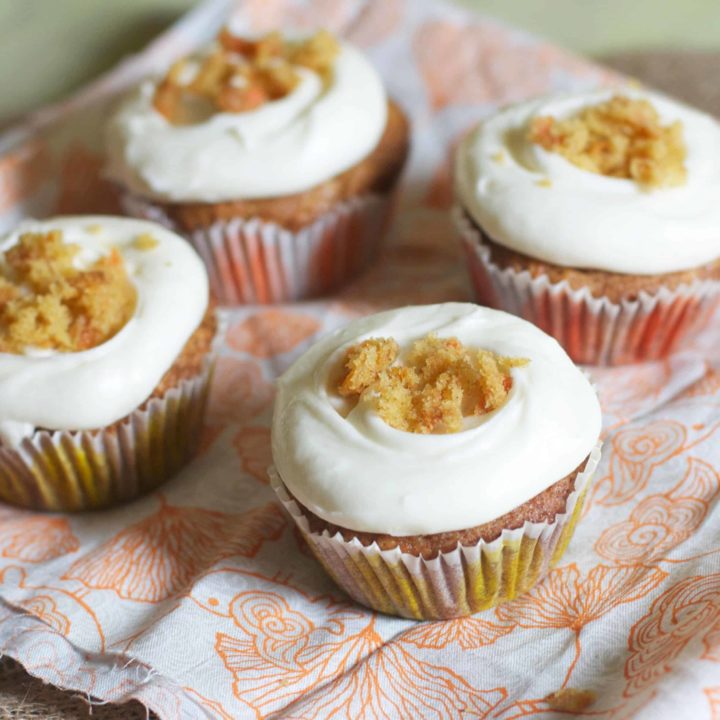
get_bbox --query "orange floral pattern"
[497,564,667,631]
[625,574,720,697]
[215,590,506,719]
[206,357,275,427]
[63,500,285,602]
[595,457,719,564]
[0,139,49,213]
[344,0,405,48]
[591,359,674,426]
[0,512,78,562]
[707,687,720,719]
[236,0,404,48]
[703,620,720,662]
[401,616,514,650]
[288,635,506,719]
[591,420,687,507]
[683,366,720,400]
[20,595,71,636]
[413,20,613,111]
[226,309,320,358]
[238,0,356,35]
[496,563,666,695]
[233,426,272,484]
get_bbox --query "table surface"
[0,0,720,124]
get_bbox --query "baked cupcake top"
[455,89,720,275]
[272,303,601,535]
[0,216,208,445]
[106,29,388,203]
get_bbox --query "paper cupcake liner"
[454,207,720,365]
[270,443,601,620]
[122,193,394,306]
[0,352,216,513]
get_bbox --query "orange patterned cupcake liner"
[0,332,220,513]
[454,207,720,366]
[271,443,601,620]
[122,193,395,305]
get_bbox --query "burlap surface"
[0,47,717,720]
[0,657,151,719]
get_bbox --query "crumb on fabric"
[529,94,686,189]
[0,230,137,353]
[154,29,339,123]
[535,177,552,187]
[491,151,505,164]
[337,334,528,433]
[544,688,597,713]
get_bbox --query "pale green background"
[1,0,719,124]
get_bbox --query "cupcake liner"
[270,443,602,620]
[454,207,720,365]
[0,341,218,513]
[122,193,394,305]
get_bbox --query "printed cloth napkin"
[0,1,718,718]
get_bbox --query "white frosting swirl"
[105,42,388,202]
[0,216,208,445]
[455,89,720,275]
[272,303,601,535]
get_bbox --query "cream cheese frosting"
[105,41,388,202]
[272,303,601,535]
[0,216,208,445]
[455,88,720,275]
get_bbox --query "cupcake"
[271,303,601,619]
[454,90,720,365]
[0,216,215,511]
[107,29,410,305]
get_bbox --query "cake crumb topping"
[154,29,339,124]
[338,334,528,433]
[0,231,137,354]
[529,95,687,189]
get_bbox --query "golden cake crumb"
[0,231,137,353]
[491,151,506,164]
[545,688,597,713]
[337,334,528,433]
[529,95,687,189]
[133,233,159,251]
[154,29,339,124]
[85,224,103,234]
[535,177,552,187]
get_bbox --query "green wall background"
[1,0,719,123]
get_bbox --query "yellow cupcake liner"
[271,443,601,620]
[0,355,215,513]
[121,193,396,306]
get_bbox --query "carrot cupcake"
[0,216,215,511]
[106,28,410,305]
[271,303,601,619]
[454,89,720,365]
